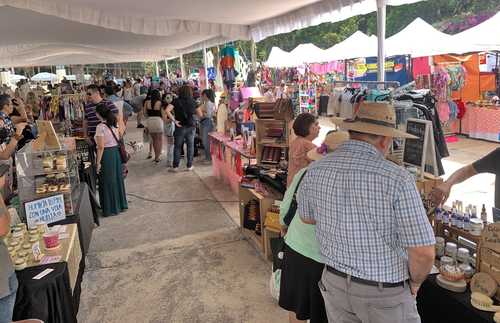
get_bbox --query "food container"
[37,223,48,234]
[9,240,20,251]
[43,232,60,249]
[12,227,24,239]
[445,242,458,259]
[459,263,475,279]
[440,256,454,267]
[435,237,445,257]
[470,218,484,236]
[457,248,470,264]
[14,257,27,271]
[17,250,29,259]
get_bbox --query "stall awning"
[290,43,327,64]
[323,31,378,61]
[264,47,297,68]
[452,12,500,52]
[385,18,482,57]
[0,0,426,66]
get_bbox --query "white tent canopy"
[452,12,500,52]
[31,72,58,82]
[290,43,327,64]
[0,0,425,67]
[323,31,378,61]
[264,47,297,68]
[9,74,26,82]
[385,17,482,57]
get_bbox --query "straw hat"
[331,101,417,139]
[307,131,350,161]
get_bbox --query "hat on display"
[331,102,417,139]
[307,131,350,161]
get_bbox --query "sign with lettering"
[403,119,438,178]
[25,194,66,229]
[482,223,500,254]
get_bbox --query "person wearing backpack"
[279,131,349,323]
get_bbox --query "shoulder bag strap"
[104,123,120,145]
[283,170,308,226]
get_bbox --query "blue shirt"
[298,140,435,283]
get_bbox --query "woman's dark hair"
[0,94,10,111]
[293,113,317,138]
[150,89,162,109]
[178,85,193,100]
[201,89,215,103]
[96,103,117,127]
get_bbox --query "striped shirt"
[298,140,435,283]
[84,100,118,138]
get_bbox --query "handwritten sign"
[403,119,438,177]
[482,223,500,254]
[25,194,66,229]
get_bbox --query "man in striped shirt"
[83,84,122,139]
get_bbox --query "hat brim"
[331,117,417,139]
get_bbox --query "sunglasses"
[86,92,92,96]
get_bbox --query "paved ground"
[78,119,499,323]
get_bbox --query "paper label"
[32,242,41,259]
[59,233,70,240]
[33,268,54,280]
[40,255,61,265]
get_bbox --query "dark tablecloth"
[13,263,77,323]
[79,164,100,226]
[418,274,494,323]
[52,183,94,256]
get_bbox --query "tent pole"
[203,46,209,89]
[376,0,386,82]
[180,54,186,79]
[251,40,257,69]
[155,61,160,77]
[165,59,170,78]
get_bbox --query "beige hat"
[307,131,350,161]
[331,101,417,139]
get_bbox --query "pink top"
[287,137,316,187]
[94,123,119,148]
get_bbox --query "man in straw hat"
[297,102,435,323]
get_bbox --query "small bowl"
[43,232,59,249]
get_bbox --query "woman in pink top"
[95,103,128,216]
[287,113,320,186]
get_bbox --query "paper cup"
[43,232,59,249]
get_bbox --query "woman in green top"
[278,131,349,323]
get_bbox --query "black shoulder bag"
[105,124,130,164]
[282,170,308,226]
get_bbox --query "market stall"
[462,103,500,143]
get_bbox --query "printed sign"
[25,194,66,229]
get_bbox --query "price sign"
[403,119,438,178]
[25,194,66,229]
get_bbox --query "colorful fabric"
[412,57,431,78]
[298,140,435,283]
[0,111,15,145]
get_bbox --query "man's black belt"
[326,266,406,288]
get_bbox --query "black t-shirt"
[172,98,197,128]
[473,148,500,208]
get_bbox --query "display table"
[52,183,94,256]
[209,132,256,195]
[14,263,77,323]
[461,105,500,143]
[417,274,493,323]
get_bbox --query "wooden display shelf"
[239,186,281,259]
[255,118,291,165]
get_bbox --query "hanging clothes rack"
[332,80,400,90]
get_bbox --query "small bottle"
[471,206,478,219]
[451,211,457,227]
[464,210,470,232]
[457,211,464,229]
[443,211,450,225]
[481,204,488,224]
[435,208,442,222]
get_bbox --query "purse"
[282,170,307,226]
[105,124,130,164]
[274,98,294,121]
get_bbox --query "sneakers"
[169,167,181,173]
[186,166,194,171]
[137,124,145,128]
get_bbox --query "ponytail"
[96,103,117,127]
